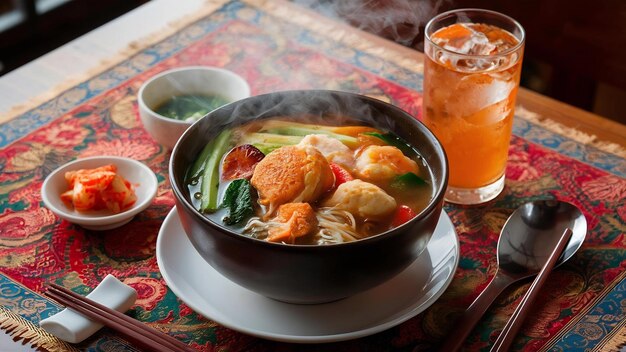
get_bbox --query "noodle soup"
[186,118,434,245]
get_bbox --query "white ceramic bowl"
[41,156,158,230]
[138,66,251,149]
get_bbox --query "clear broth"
[187,118,435,244]
[156,94,229,122]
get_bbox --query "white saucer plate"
[156,208,459,343]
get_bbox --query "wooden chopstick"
[45,284,195,352]
[490,228,574,352]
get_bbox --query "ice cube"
[440,25,496,56]
[458,76,515,121]
[434,24,499,71]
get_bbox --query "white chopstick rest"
[39,275,138,343]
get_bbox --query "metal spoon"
[441,200,587,352]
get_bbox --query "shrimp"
[297,134,355,168]
[354,145,419,182]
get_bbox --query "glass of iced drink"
[422,9,525,204]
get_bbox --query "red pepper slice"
[391,205,417,227]
[329,163,354,188]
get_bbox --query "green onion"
[258,120,358,147]
[239,132,304,146]
[363,132,414,156]
[391,172,427,189]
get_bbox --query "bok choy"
[195,129,232,213]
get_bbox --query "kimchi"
[60,164,137,214]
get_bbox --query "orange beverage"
[423,9,525,204]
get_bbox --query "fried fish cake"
[267,202,319,244]
[251,145,334,217]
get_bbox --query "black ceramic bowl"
[169,90,448,304]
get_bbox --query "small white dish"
[39,274,137,343]
[41,156,158,230]
[156,207,459,343]
[138,66,251,149]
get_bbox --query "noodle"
[243,207,363,244]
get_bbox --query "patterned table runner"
[1,1,624,351]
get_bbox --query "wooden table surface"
[1,0,624,151]
[516,88,626,149]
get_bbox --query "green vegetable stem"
[259,120,358,147]
[199,129,233,212]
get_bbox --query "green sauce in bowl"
[156,94,229,122]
